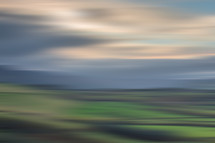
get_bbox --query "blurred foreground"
[1,84,215,143]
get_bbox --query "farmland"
[1,84,215,143]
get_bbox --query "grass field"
[1,84,215,143]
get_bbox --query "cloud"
[1,0,215,61]
[0,11,106,57]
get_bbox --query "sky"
[0,0,215,89]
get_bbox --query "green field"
[1,84,215,143]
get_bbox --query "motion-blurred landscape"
[2,84,215,143]
[1,0,215,142]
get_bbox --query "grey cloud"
[0,11,106,57]
[0,20,43,39]
[0,11,45,21]
[0,34,102,57]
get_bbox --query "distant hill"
[0,65,88,89]
[182,78,215,90]
[1,65,215,90]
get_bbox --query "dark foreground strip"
[0,118,108,143]
[96,124,192,142]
